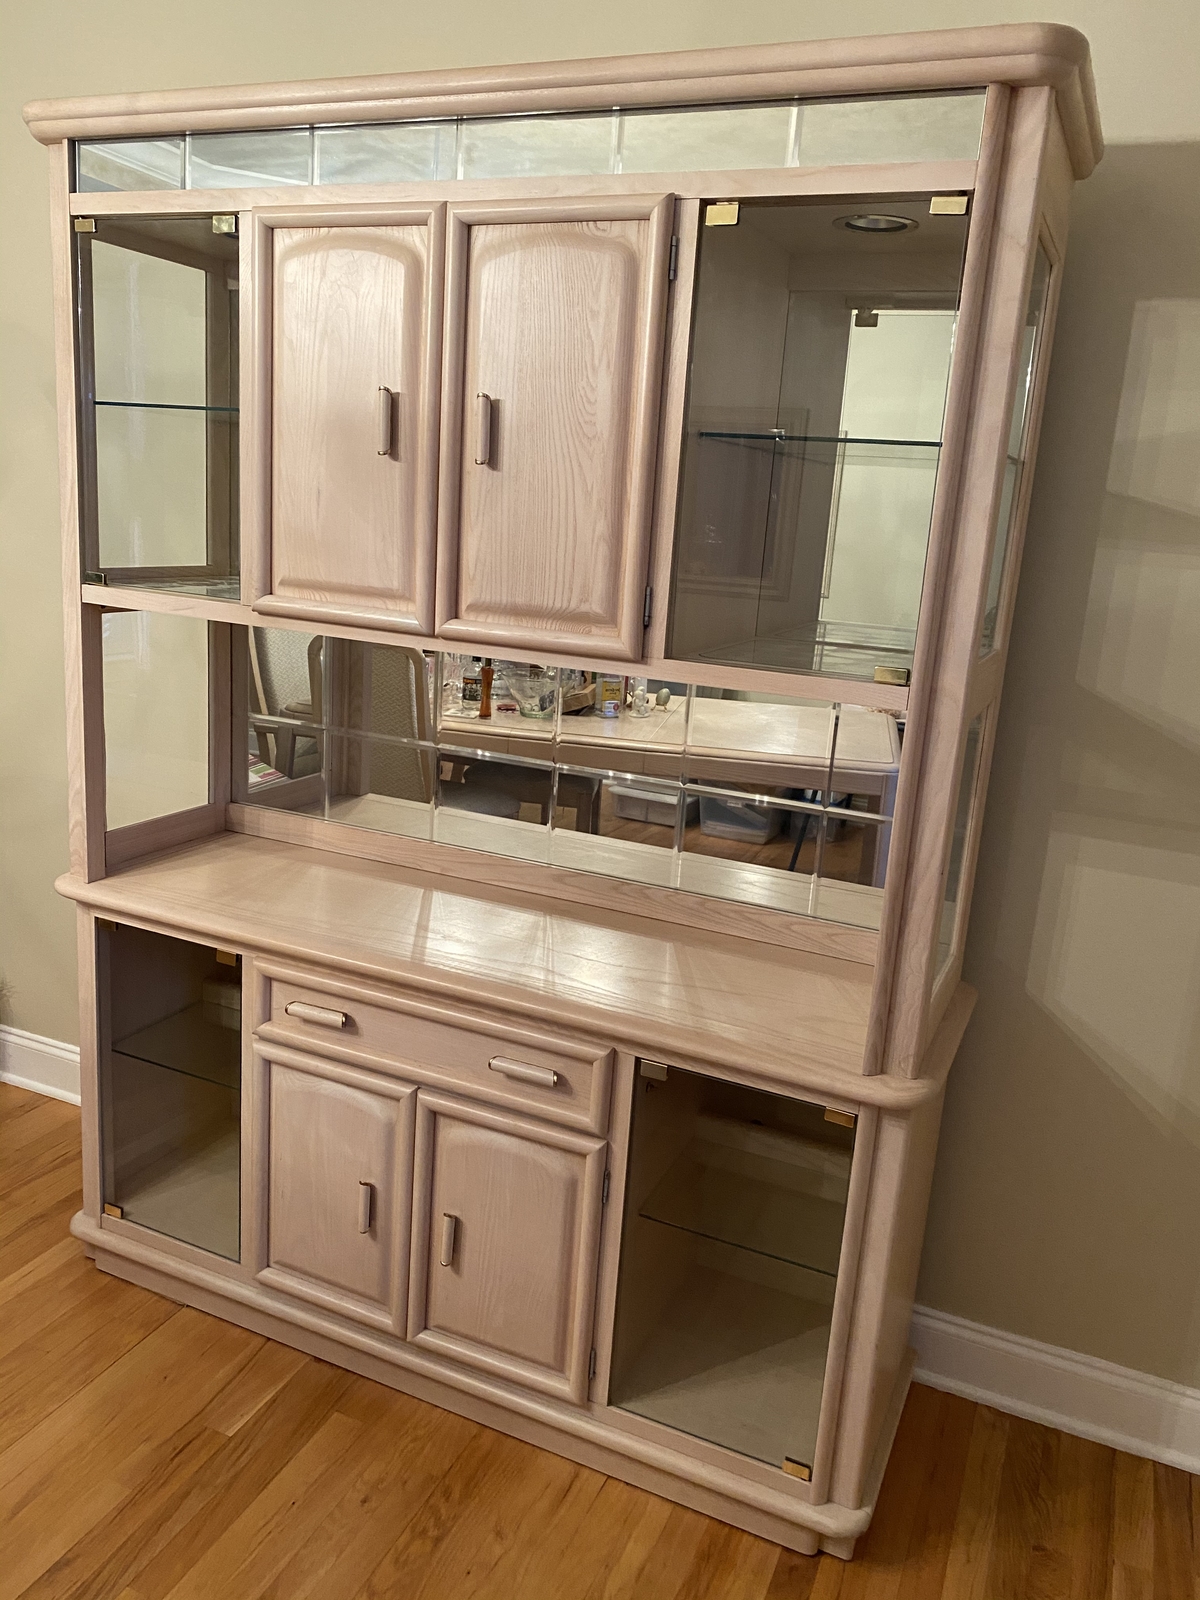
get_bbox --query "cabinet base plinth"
[72,1210,896,1558]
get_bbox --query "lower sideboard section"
[71,1211,909,1559]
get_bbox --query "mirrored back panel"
[235,628,903,929]
[77,214,240,599]
[667,194,970,686]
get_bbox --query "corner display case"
[29,24,1101,1560]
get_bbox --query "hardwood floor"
[1,1079,1194,1598]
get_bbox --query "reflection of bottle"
[598,675,623,718]
[480,659,493,719]
[461,659,482,717]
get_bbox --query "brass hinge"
[215,949,239,967]
[73,217,96,234]
[102,1203,124,1220]
[82,570,108,586]
[705,200,740,227]
[212,214,238,235]
[602,1171,611,1205]
[873,666,910,686]
[639,1059,669,1082]
[930,194,969,216]
[588,1348,597,1381]
[642,585,653,629]
[824,1107,857,1130]
[782,1458,812,1481]
[668,235,679,281]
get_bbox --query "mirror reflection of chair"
[248,629,322,778]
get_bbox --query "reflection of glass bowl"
[505,665,556,719]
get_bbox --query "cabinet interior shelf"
[94,400,239,414]
[695,431,941,447]
[638,1114,850,1277]
[113,1002,240,1090]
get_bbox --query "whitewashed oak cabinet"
[28,22,1100,1558]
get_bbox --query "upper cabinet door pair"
[253,198,674,660]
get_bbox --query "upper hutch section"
[31,27,1101,995]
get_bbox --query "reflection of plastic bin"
[698,795,782,842]
[610,784,697,829]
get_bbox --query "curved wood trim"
[23,24,1102,177]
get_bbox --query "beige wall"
[2,2,1198,1385]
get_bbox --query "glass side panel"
[100,922,241,1261]
[236,632,904,929]
[667,195,969,683]
[103,609,210,830]
[189,129,313,188]
[610,1062,854,1473]
[73,90,985,192]
[979,246,1053,654]
[936,713,984,976]
[77,138,183,192]
[316,121,456,184]
[80,215,239,596]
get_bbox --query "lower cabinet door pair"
[260,1054,608,1403]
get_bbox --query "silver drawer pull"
[440,1212,458,1268]
[284,1000,349,1030]
[377,386,394,455]
[475,392,492,466]
[358,1180,374,1234]
[488,1055,560,1089]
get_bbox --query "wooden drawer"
[254,963,613,1134]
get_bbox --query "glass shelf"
[114,1001,240,1091]
[695,619,917,681]
[95,573,242,601]
[639,1116,850,1276]
[95,400,239,415]
[696,432,941,448]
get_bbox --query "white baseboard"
[2,1027,1196,1472]
[0,1024,81,1105]
[913,1304,1200,1473]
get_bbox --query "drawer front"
[255,965,613,1134]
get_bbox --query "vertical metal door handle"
[439,1212,458,1267]
[475,393,492,466]
[377,387,394,455]
[358,1180,374,1234]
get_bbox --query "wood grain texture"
[259,1050,414,1332]
[5,1082,1193,1595]
[21,23,1104,178]
[877,88,1056,1079]
[256,960,614,1134]
[408,1090,606,1402]
[263,209,442,632]
[437,196,672,659]
[54,830,888,1096]
[48,139,106,882]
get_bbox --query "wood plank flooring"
[1,1080,1194,1598]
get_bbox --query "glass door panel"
[78,214,240,598]
[99,922,241,1260]
[609,1061,855,1476]
[667,195,969,684]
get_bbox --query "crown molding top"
[24,22,1101,176]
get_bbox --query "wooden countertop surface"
[57,832,953,1105]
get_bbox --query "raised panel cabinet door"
[258,209,444,632]
[260,1052,414,1332]
[436,196,674,660]
[408,1091,607,1402]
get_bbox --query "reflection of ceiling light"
[835,214,917,233]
